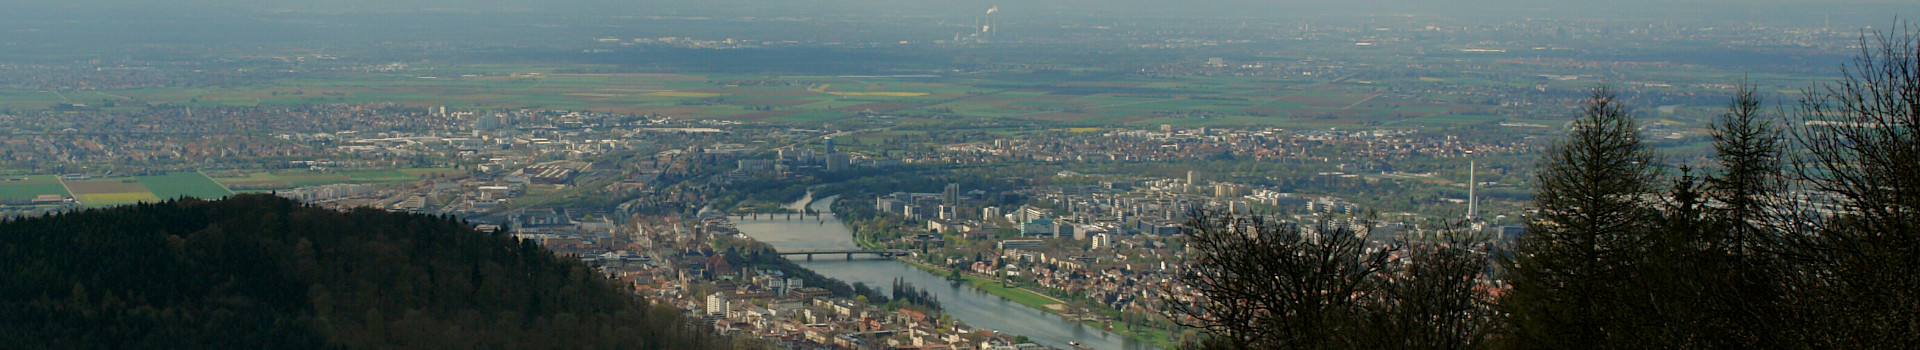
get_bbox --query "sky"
[8,0,1914,17]
[1,0,1913,43]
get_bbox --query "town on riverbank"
[6,109,1540,348]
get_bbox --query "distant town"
[0,3,1898,348]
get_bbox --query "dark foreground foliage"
[0,194,731,349]
[1168,211,1495,350]
[1173,25,1920,350]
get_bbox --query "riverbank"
[898,258,1064,311]
[796,194,1164,349]
[895,252,1184,349]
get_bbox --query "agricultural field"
[208,167,462,191]
[136,173,236,200]
[0,67,1526,128]
[0,175,71,200]
[54,173,233,207]
[65,178,162,208]
[17,168,459,208]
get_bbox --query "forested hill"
[0,194,729,349]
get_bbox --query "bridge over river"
[738,194,1157,349]
[777,249,911,261]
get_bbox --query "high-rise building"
[938,205,956,220]
[826,153,851,171]
[706,292,729,316]
[1214,183,1242,197]
[824,137,836,154]
[474,114,502,130]
[944,183,961,205]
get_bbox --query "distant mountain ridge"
[0,194,729,349]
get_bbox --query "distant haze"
[0,0,1910,57]
[5,0,1913,22]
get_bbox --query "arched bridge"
[777,249,911,261]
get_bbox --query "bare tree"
[1166,210,1394,349]
[1783,23,1920,347]
[1167,210,1496,350]
[1369,222,1496,350]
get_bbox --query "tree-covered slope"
[0,194,726,349]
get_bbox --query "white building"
[706,292,729,317]
[1090,233,1113,250]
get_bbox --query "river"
[730,194,1158,350]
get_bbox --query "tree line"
[0,194,745,349]
[1169,27,1920,349]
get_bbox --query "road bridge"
[777,249,911,261]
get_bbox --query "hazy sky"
[2,0,1912,39]
[9,0,1914,18]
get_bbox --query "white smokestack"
[1467,160,1477,220]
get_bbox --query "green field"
[400,168,466,178]
[0,69,1538,127]
[962,275,1064,311]
[1099,319,1185,349]
[210,167,462,190]
[50,174,231,207]
[0,183,70,200]
[0,175,70,200]
[136,173,234,200]
[1393,114,1504,127]
[0,168,459,207]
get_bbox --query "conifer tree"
[1499,86,1661,349]
[1708,83,1785,248]
[1684,83,1787,347]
